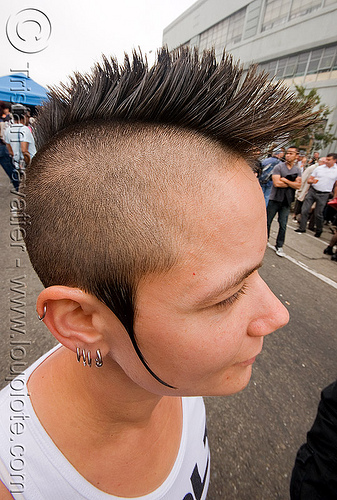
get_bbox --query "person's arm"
[307,167,319,185]
[21,141,31,166]
[307,175,318,185]
[272,174,288,187]
[6,143,14,157]
[280,176,301,190]
[4,129,14,157]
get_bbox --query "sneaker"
[323,246,333,255]
[314,232,322,238]
[294,228,306,233]
[275,247,285,257]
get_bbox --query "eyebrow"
[197,261,263,308]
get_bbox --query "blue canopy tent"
[0,73,48,107]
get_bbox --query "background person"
[0,102,19,191]
[279,147,286,162]
[4,104,36,169]
[0,139,19,191]
[309,151,320,166]
[293,160,321,223]
[295,153,337,237]
[267,147,302,257]
[323,231,337,260]
[297,151,307,173]
[0,102,11,142]
[258,148,283,206]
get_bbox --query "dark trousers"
[0,143,19,191]
[267,200,290,249]
[293,199,303,218]
[299,186,330,234]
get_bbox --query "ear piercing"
[76,348,103,368]
[37,304,47,321]
[37,304,103,368]
[95,349,103,367]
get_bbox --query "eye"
[215,283,248,309]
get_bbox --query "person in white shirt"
[295,153,337,237]
[5,104,36,169]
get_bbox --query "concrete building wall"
[163,1,337,155]
[299,79,337,154]
[163,0,251,50]
[228,6,337,65]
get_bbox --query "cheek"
[200,313,248,364]
[137,311,247,377]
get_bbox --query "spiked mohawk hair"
[35,47,315,155]
[24,47,316,389]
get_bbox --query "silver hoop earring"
[82,349,86,367]
[87,350,92,367]
[95,349,103,368]
[38,304,47,321]
[76,348,95,368]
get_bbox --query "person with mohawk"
[0,48,314,499]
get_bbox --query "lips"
[236,355,257,367]
[236,345,262,367]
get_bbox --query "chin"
[178,365,255,398]
[138,364,255,398]
[207,364,254,397]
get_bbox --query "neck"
[30,346,166,433]
[27,346,183,497]
[77,352,163,427]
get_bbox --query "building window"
[265,60,278,76]
[198,8,246,54]
[262,0,292,31]
[262,0,336,33]
[318,45,337,72]
[276,58,287,78]
[283,55,298,77]
[226,8,246,44]
[307,48,324,74]
[297,53,309,76]
[290,0,322,20]
[258,44,337,82]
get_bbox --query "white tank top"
[0,346,210,499]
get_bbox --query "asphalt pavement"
[1,166,336,500]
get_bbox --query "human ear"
[36,286,111,357]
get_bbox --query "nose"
[247,276,289,337]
